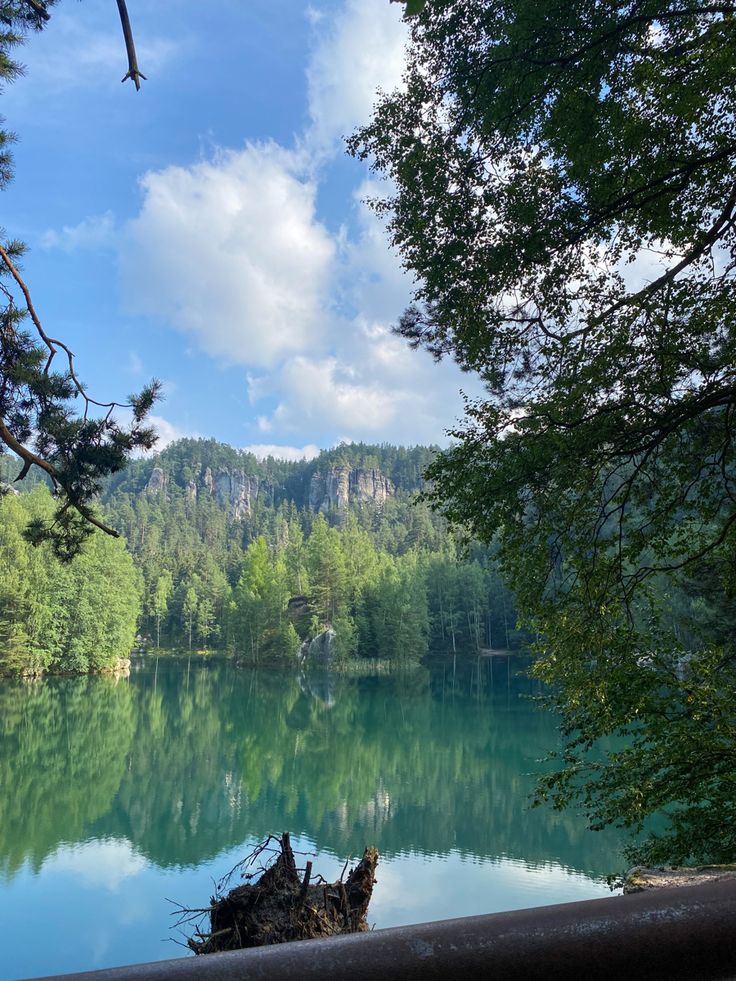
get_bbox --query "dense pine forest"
[0,439,522,675]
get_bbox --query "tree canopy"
[0,0,155,558]
[351,1,736,863]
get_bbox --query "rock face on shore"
[298,627,337,665]
[145,467,167,497]
[308,466,393,513]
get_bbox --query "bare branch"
[0,417,59,486]
[116,0,146,91]
[0,241,134,412]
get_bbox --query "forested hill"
[98,438,521,660]
[1,439,523,672]
[101,438,452,558]
[104,439,438,514]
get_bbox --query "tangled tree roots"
[182,833,379,954]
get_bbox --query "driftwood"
[183,833,379,954]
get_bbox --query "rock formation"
[308,466,393,513]
[211,470,273,521]
[145,466,167,497]
[298,627,337,664]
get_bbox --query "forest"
[0,485,140,675]
[1,0,735,876]
[0,439,522,675]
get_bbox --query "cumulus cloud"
[242,443,321,462]
[121,143,336,368]
[341,179,410,322]
[148,415,196,452]
[42,211,116,253]
[253,319,478,446]
[117,0,476,447]
[305,0,407,154]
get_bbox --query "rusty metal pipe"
[26,879,736,981]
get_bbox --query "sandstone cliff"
[308,466,393,513]
[145,460,393,520]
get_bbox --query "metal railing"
[26,879,736,981]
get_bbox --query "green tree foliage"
[150,571,173,649]
[86,439,522,664]
[94,439,516,662]
[350,2,736,862]
[0,485,141,675]
[182,586,198,650]
[230,538,293,660]
[0,1,157,559]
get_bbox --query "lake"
[0,655,625,980]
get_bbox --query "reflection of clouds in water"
[369,851,611,928]
[44,837,146,892]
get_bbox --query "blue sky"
[2,0,481,461]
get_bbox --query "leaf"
[404,0,426,15]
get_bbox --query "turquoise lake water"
[0,656,626,980]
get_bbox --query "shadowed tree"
[351,0,736,864]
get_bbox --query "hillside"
[2,439,524,667]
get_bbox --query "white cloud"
[146,415,195,452]
[121,142,336,368]
[117,0,478,448]
[10,13,182,92]
[268,353,402,434]
[242,443,321,462]
[42,211,116,253]
[253,318,478,446]
[128,351,143,375]
[45,838,145,892]
[305,0,407,154]
[342,178,411,321]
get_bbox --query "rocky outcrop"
[309,467,350,511]
[352,468,393,505]
[309,467,393,513]
[146,466,167,497]
[298,627,337,665]
[211,470,273,521]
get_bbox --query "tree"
[150,571,173,648]
[183,586,198,650]
[195,596,216,650]
[0,483,141,675]
[0,0,155,559]
[351,1,736,863]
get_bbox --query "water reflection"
[0,675,135,881]
[0,657,624,881]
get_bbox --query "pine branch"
[23,0,50,21]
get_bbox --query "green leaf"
[404,0,426,15]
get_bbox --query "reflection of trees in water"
[0,658,625,881]
[0,676,136,880]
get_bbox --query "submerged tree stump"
[186,833,379,954]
